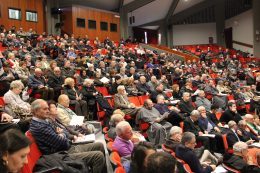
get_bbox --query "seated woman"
[172,84,181,100]
[125,77,141,96]
[4,80,31,118]
[63,77,88,119]
[114,85,140,117]
[0,129,30,173]
[81,79,98,120]
[165,126,219,165]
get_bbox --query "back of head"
[146,152,176,173]
[131,142,155,173]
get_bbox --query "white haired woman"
[3,80,31,118]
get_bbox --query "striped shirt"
[30,117,71,155]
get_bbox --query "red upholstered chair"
[162,144,174,154]
[21,131,42,173]
[110,151,122,169]
[114,166,126,173]
[138,95,150,105]
[105,133,114,142]
[222,134,233,154]
[216,112,222,120]
[0,97,5,107]
[138,120,150,138]
[179,121,184,132]
[106,141,115,154]
[96,86,110,96]
[102,126,109,134]
[128,96,141,107]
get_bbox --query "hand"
[73,135,78,142]
[198,132,204,136]
[154,118,161,123]
[78,133,84,137]
[214,127,221,133]
[237,130,242,136]
[210,165,216,170]
[246,139,255,145]
[1,113,13,122]
[56,127,63,134]
[38,85,44,89]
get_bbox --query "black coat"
[219,109,242,124]
[47,74,64,91]
[63,85,81,101]
[183,117,203,136]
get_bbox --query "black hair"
[146,152,176,173]
[0,129,30,172]
[130,142,155,173]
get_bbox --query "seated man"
[136,76,151,95]
[29,99,105,173]
[238,120,259,142]
[244,114,260,135]
[183,110,211,150]
[226,121,255,148]
[47,67,64,101]
[220,102,242,124]
[146,152,176,173]
[0,110,19,134]
[112,121,134,158]
[28,68,54,100]
[165,126,219,164]
[197,106,224,153]
[154,94,183,126]
[175,132,216,173]
[150,83,168,103]
[195,90,212,112]
[107,113,124,140]
[138,99,172,146]
[114,85,139,117]
[178,92,195,116]
[223,141,259,173]
[56,94,94,134]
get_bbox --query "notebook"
[69,116,84,126]
[72,134,95,144]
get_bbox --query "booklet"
[72,134,95,144]
[69,116,84,126]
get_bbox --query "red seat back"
[128,96,141,107]
[96,87,109,96]
[21,131,42,173]
[109,151,122,168]
[0,97,5,107]
[138,95,150,105]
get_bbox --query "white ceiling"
[173,0,206,15]
[128,0,173,26]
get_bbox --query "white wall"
[225,10,253,54]
[172,23,217,45]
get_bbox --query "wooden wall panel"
[62,5,120,41]
[0,0,44,34]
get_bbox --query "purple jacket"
[112,136,134,157]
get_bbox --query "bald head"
[58,94,70,108]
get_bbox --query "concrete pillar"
[215,0,225,46]
[253,0,260,57]
[167,25,173,48]
[159,21,167,46]
[120,8,129,39]
[46,0,61,35]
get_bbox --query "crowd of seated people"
[0,26,259,173]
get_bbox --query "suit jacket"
[223,154,259,173]
[175,145,213,173]
[198,117,216,132]
[114,93,130,109]
[184,117,204,136]
[178,99,194,115]
[226,129,246,148]
[28,75,46,89]
[47,74,64,91]
[220,109,242,124]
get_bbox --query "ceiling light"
[114,15,120,18]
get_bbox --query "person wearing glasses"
[175,132,216,173]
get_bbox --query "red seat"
[102,126,109,134]
[21,131,42,173]
[162,144,174,154]
[138,120,150,138]
[216,112,222,120]
[138,95,150,105]
[105,133,114,142]
[128,96,141,107]
[222,134,233,154]
[0,97,5,107]
[179,121,184,132]
[109,151,122,169]
[106,141,115,153]
[96,86,110,96]
[114,166,126,173]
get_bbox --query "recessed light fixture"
[184,0,189,2]
[114,15,120,18]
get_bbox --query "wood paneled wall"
[62,5,120,41]
[0,0,45,34]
